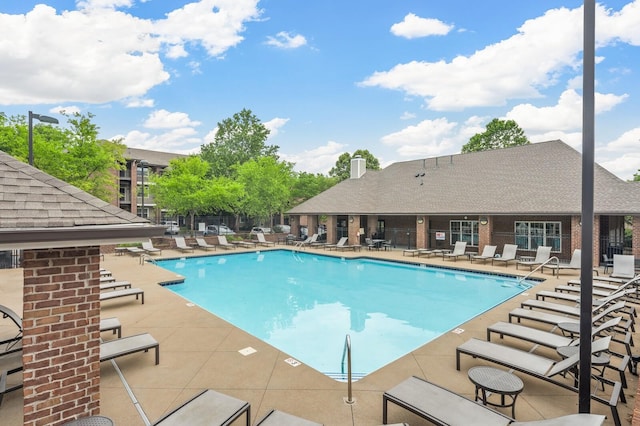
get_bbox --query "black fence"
[0,250,21,270]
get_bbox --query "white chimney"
[350,156,366,179]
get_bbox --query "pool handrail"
[341,334,354,404]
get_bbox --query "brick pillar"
[570,215,582,253]
[367,216,377,239]
[633,216,640,259]
[290,215,300,238]
[478,216,492,252]
[348,215,360,245]
[592,216,600,267]
[22,247,102,425]
[416,216,427,249]
[307,215,318,239]
[325,215,337,244]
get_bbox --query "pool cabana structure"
[287,140,640,268]
[0,151,165,425]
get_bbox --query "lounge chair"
[235,239,257,249]
[174,236,195,253]
[100,287,145,304]
[296,234,318,248]
[100,332,159,365]
[255,409,322,426]
[520,288,636,318]
[100,281,132,291]
[142,240,162,255]
[152,389,250,426]
[492,244,518,267]
[541,249,580,276]
[383,376,606,426]
[195,237,217,251]
[127,246,146,256]
[442,241,468,261]
[256,233,275,247]
[516,246,551,270]
[470,245,497,263]
[217,235,237,250]
[611,254,636,280]
[456,336,622,426]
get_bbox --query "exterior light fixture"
[28,111,59,166]
[349,216,354,223]
[480,217,488,225]
[417,217,424,224]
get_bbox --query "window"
[515,221,561,251]
[450,220,479,246]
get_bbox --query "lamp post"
[28,111,59,166]
[139,160,149,219]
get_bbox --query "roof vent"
[350,156,366,179]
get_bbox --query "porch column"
[416,216,428,249]
[366,216,377,239]
[325,215,337,244]
[478,216,492,252]
[307,215,318,239]
[348,215,360,246]
[571,215,582,253]
[633,216,640,259]
[592,215,600,266]
[22,246,102,425]
[290,215,300,238]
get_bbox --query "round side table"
[468,366,524,418]
[62,416,114,426]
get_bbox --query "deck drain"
[239,347,257,356]
[284,357,301,367]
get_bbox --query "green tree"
[290,172,337,206]
[235,157,294,227]
[200,108,279,177]
[633,170,639,181]
[0,112,126,202]
[150,156,244,233]
[462,118,529,153]
[328,149,381,181]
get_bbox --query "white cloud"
[282,141,347,174]
[0,1,261,105]
[506,89,628,132]
[360,3,640,111]
[265,31,307,49]
[118,128,202,154]
[126,98,155,108]
[264,117,289,138]
[143,109,202,129]
[380,118,461,157]
[51,105,81,115]
[390,13,453,39]
[400,111,416,120]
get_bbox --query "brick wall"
[22,246,102,426]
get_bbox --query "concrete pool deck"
[0,245,637,425]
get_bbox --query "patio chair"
[602,254,614,274]
[442,241,467,261]
[152,389,250,426]
[365,238,376,251]
[611,254,635,280]
[296,233,318,248]
[217,235,237,250]
[256,233,276,247]
[491,244,518,267]
[142,240,162,255]
[255,409,322,426]
[195,237,217,251]
[456,336,622,426]
[324,236,347,250]
[383,375,606,426]
[516,246,552,270]
[127,246,146,256]
[541,249,580,276]
[100,287,145,304]
[519,288,636,319]
[174,236,195,253]
[470,245,496,263]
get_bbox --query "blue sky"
[1,1,639,179]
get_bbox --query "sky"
[1,1,639,180]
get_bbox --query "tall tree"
[150,156,244,233]
[235,157,294,227]
[461,118,529,153]
[200,108,279,177]
[633,170,639,181]
[290,172,337,206]
[328,149,381,181]
[0,112,126,202]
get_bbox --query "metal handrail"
[341,334,354,404]
[518,256,559,284]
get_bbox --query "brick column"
[290,215,300,238]
[325,215,337,244]
[633,216,640,259]
[367,216,377,239]
[592,216,600,267]
[416,216,427,249]
[348,215,360,245]
[307,215,318,239]
[22,247,102,425]
[570,215,581,253]
[478,216,492,252]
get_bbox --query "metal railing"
[518,256,559,284]
[341,334,354,404]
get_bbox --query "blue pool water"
[156,250,535,379]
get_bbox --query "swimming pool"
[156,250,535,380]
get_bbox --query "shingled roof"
[288,140,640,216]
[0,150,164,249]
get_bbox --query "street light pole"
[139,160,149,219]
[28,111,59,166]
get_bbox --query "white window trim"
[449,220,479,246]
[514,221,562,252]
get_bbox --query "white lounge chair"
[217,235,237,250]
[470,245,496,263]
[541,248,580,276]
[296,234,318,248]
[152,389,250,425]
[611,254,636,280]
[142,240,162,255]
[174,236,195,253]
[516,246,551,270]
[492,244,518,267]
[442,241,468,261]
[256,233,275,247]
[195,237,217,251]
